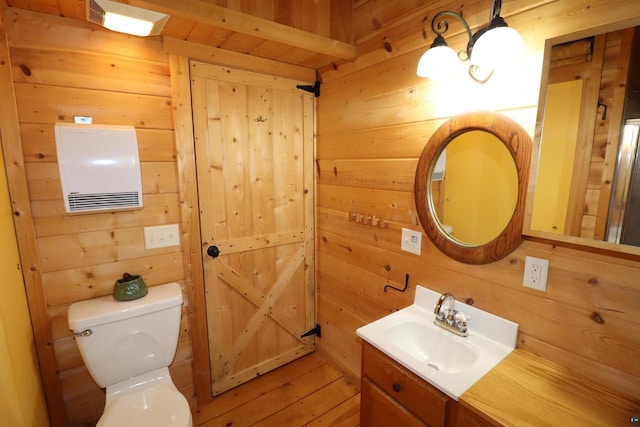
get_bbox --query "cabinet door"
[361,378,427,427]
[457,404,495,427]
[362,343,453,426]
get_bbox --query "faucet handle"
[454,312,470,332]
[454,312,470,322]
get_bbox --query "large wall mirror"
[524,19,640,257]
[415,111,532,264]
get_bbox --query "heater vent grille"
[87,0,106,25]
[68,192,141,213]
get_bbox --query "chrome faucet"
[433,292,469,337]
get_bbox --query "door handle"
[207,245,220,258]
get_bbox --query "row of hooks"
[348,211,387,228]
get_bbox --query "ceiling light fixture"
[416,0,523,83]
[87,0,170,37]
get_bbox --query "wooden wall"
[209,0,353,43]
[315,0,640,403]
[3,8,189,426]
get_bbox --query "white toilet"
[68,282,193,427]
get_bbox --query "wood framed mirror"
[524,19,640,258]
[415,111,532,264]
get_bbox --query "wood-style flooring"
[194,353,361,426]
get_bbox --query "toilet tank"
[68,283,183,388]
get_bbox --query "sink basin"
[385,321,478,373]
[356,285,518,400]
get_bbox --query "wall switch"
[144,224,180,249]
[401,228,422,255]
[523,256,549,291]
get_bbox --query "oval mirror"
[415,111,532,264]
[430,131,519,245]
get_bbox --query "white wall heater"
[54,123,143,214]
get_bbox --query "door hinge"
[296,80,321,97]
[301,324,321,338]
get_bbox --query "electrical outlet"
[523,256,549,291]
[401,228,422,255]
[144,224,180,249]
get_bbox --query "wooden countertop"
[460,349,640,426]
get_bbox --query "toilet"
[68,282,193,427]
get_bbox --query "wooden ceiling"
[2,0,356,70]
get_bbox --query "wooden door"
[190,61,315,395]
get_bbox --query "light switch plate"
[144,224,180,249]
[401,228,422,255]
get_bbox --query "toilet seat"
[97,368,192,427]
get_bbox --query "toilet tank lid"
[68,282,183,331]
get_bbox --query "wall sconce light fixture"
[87,0,170,37]
[416,0,523,83]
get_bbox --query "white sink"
[385,321,479,373]
[356,285,518,400]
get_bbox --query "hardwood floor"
[194,353,361,426]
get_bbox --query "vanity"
[357,285,519,427]
[357,286,640,426]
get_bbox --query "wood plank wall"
[316,0,640,402]
[208,0,352,43]
[3,9,188,427]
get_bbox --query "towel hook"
[384,273,409,293]
[597,101,608,120]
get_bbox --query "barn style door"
[190,61,315,395]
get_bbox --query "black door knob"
[207,245,220,258]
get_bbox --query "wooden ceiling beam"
[116,0,356,60]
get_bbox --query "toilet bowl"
[68,282,193,427]
[97,368,192,427]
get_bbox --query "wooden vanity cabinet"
[457,404,495,426]
[360,342,458,427]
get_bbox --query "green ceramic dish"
[113,273,148,301]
